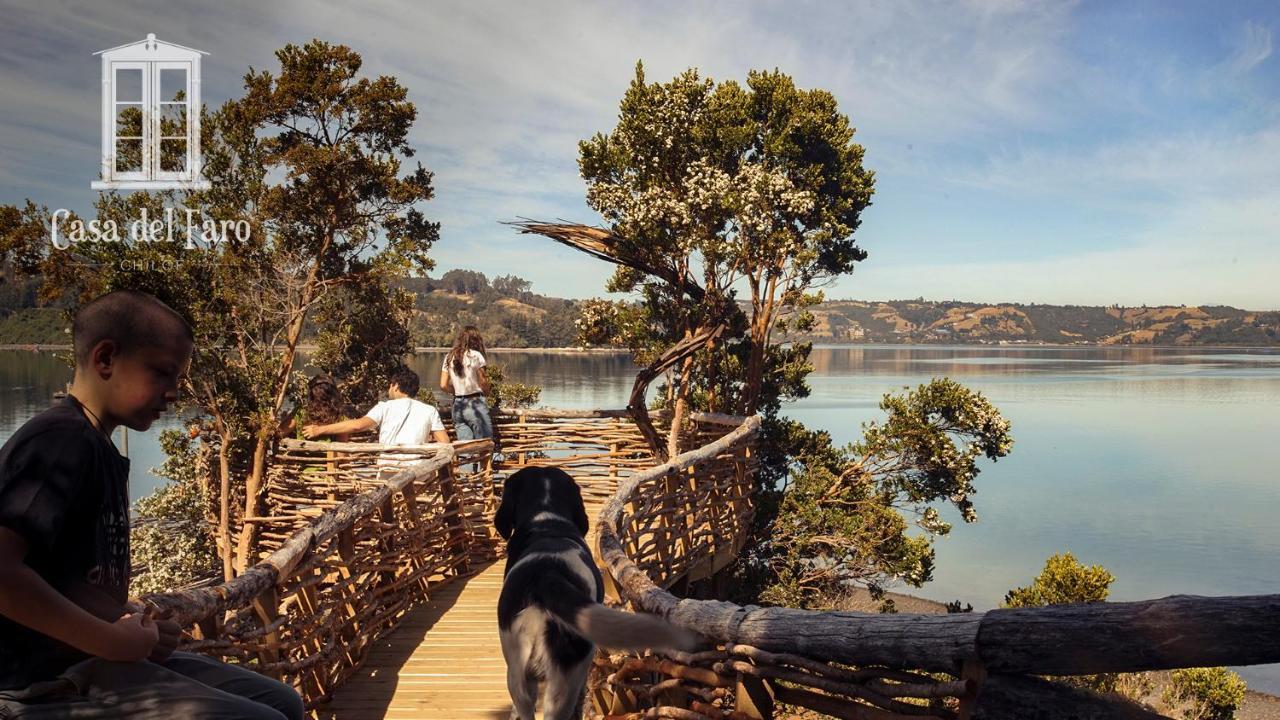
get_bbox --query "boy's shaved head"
[73,290,193,365]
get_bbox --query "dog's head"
[494,466,590,541]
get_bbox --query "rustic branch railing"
[146,438,498,707]
[142,407,1280,719]
[593,417,1280,719]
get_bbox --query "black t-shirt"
[0,395,131,690]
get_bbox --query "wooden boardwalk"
[324,506,604,719]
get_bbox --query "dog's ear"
[495,469,527,540]
[569,477,589,537]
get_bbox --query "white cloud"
[1227,20,1273,75]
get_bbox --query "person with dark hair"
[0,290,303,719]
[439,325,493,440]
[277,374,353,441]
[303,368,449,464]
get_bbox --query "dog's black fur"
[494,466,693,720]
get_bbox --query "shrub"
[1163,667,1246,720]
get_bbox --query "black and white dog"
[495,466,695,720]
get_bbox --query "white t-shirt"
[443,349,487,396]
[365,398,445,446]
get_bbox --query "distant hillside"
[399,270,579,347]
[784,300,1280,346]
[3,272,1276,347]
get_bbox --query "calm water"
[3,345,1278,691]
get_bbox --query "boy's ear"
[89,339,119,378]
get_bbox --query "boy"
[0,290,303,719]
[303,367,450,455]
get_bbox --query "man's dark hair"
[390,367,420,398]
[73,290,194,365]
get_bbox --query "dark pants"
[0,651,304,719]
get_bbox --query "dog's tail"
[537,574,698,652]
[571,603,698,653]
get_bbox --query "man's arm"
[0,527,157,662]
[431,429,451,444]
[303,416,376,439]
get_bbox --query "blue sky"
[1,0,1277,308]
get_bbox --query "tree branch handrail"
[146,443,467,627]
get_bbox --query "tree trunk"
[217,430,233,581]
[667,354,694,458]
[233,232,331,572]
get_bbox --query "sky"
[1,0,1277,309]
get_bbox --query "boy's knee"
[261,681,305,720]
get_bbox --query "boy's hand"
[301,424,324,439]
[100,612,159,662]
[146,604,182,662]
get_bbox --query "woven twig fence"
[138,409,747,712]
[590,415,984,720]
[144,439,495,708]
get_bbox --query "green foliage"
[485,364,540,412]
[745,379,1012,609]
[576,61,875,418]
[1003,553,1115,608]
[1163,668,1247,720]
[129,430,218,595]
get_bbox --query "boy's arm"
[431,429,451,444]
[303,416,375,439]
[0,527,157,662]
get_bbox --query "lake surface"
[3,345,1278,691]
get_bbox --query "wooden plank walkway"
[324,506,604,719]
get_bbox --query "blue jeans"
[452,394,493,440]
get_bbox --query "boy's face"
[106,336,193,431]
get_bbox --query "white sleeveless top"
[443,349,487,396]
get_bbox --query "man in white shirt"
[302,369,449,461]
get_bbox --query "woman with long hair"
[439,325,493,440]
[279,374,353,442]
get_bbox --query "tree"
[747,379,1013,609]
[491,274,532,298]
[439,268,489,295]
[15,40,439,578]
[581,63,872,412]
[521,62,873,458]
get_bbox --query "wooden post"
[438,462,470,576]
[958,660,987,720]
[251,585,283,678]
[736,672,775,719]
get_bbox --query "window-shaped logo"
[92,34,210,191]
